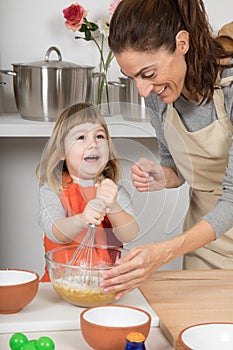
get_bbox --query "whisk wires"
[68,224,96,268]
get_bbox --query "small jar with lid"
[124,332,146,349]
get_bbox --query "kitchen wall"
[0,0,232,113]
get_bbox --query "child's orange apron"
[164,76,233,269]
[41,179,122,281]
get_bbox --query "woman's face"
[115,45,187,104]
[64,122,109,180]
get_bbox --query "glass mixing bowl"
[45,245,128,307]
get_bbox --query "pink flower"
[63,3,88,32]
[109,0,122,17]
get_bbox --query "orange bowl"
[0,268,39,314]
[80,304,151,350]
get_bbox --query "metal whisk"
[64,224,101,286]
[68,223,96,267]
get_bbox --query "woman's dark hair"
[109,0,233,103]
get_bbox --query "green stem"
[91,35,115,113]
[92,36,106,71]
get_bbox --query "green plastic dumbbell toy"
[9,333,55,350]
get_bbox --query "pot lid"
[13,46,94,69]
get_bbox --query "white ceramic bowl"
[178,323,233,350]
[80,304,151,350]
[0,268,39,314]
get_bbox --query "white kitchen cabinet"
[0,114,189,277]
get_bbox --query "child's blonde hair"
[36,103,120,192]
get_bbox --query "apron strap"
[215,75,233,88]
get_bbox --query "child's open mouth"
[84,155,100,161]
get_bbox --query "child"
[36,102,139,281]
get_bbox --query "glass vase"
[94,70,112,117]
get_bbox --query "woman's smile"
[155,86,167,95]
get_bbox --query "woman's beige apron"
[164,76,233,269]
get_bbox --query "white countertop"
[0,328,173,350]
[0,283,159,333]
[0,114,155,138]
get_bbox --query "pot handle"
[44,46,62,62]
[108,80,125,88]
[92,72,105,78]
[0,70,17,77]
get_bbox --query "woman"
[100,0,233,299]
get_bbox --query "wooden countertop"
[139,269,233,350]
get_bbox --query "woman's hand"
[100,221,217,299]
[131,157,166,192]
[96,178,118,212]
[80,198,106,226]
[100,243,163,299]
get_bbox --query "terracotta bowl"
[45,245,128,307]
[178,322,233,350]
[0,268,39,314]
[80,304,151,350]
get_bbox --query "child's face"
[64,122,110,180]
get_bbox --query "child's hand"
[80,198,106,226]
[96,178,118,212]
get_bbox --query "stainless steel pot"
[109,77,149,121]
[0,47,96,121]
